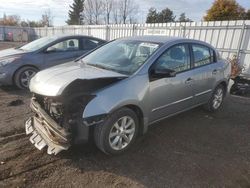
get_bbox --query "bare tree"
[93,0,103,24]
[84,0,94,24]
[0,14,20,26]
[41,9,54,26]
[103,0,113,24]
[118,0,138,24]
[84,0,103,25]
[112,0,120,24]
[129,15,137,24]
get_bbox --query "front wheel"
[14,66,38,89]
[204,84,226,112]
[94,108,139,155]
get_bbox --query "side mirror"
[45,47,57,53]
[151,68,176,79]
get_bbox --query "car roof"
[119,36,213,47]
[45,34,106,42]
[120,36,182,43]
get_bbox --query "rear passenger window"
[83,39,100,50]
[192,44,212,67]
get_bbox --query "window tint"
[154,44,190,73]
[47,39,79,52]
[192,44,212,67]
[83,39,100,50]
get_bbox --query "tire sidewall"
[208,85,225,112]
[96,108,139,155]
[14,66,37,89]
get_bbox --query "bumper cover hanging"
[25,98,71,155]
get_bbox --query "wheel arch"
[123,104,145,136]
[214,80,228,96]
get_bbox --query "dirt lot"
[0,42,250,188]
[0,42,24,51]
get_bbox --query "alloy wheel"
[109,116,136,151]
[20,70,36,88]
[212,88,223,109]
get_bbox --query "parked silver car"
[0,35,106,89]
[25,36,231,155]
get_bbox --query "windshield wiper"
[86,63,111,71]
[86,63,130,75]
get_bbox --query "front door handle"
[185,78,193,84]
[212,69,218,75]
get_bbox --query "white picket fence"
[1,20,250,75]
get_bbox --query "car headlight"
[0,57,18,67]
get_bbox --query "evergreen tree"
[146,7,158,23]
[245,10,250,20]
[158,8,175,23]
[146,7,175,23]
[66,0,84,25]
[178,13,192,22]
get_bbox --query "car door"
[190,44,218,104]
[74,38,104,57]
[43,38,80,68]
[148,44,195,123]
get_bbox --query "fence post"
[105,25,110,41]
[3,26,5,40]
[87,26,91,36]
[132,24,137,36]
[237,23,246,61]
[181,24,186,37]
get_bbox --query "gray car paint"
[29,36,231,133]
[29,61,128,96]
[0,35,106,85]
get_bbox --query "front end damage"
[25,93,94,155]
[25,97,72,155]
[26,78,124,155]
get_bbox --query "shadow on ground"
[1,88,250,188]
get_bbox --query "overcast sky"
[0,0,249,26]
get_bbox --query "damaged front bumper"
[25,98,71,155]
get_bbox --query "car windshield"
[81,40,160,75]
[19,36,57,51]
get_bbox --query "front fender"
[82,74,150,123]
[83,96,141,118]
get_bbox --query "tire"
[203,84,226,112]
[14,66,38,89]
[94,107,139,155]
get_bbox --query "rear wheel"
[14,66,38,89]
[204,84,225,112]
[94,107,139,155]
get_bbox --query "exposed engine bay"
[25,77,125,155]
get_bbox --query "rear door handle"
[185,78,193,84]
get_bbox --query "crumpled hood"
[29,61,127,96]
[0,48,27,60]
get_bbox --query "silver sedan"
[26,36,231,155]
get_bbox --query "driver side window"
[47,39,79,52]
[154,44,190,73]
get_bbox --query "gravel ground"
[0,87,250,188]
[0,42,250,188]
[0,42,24,50]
